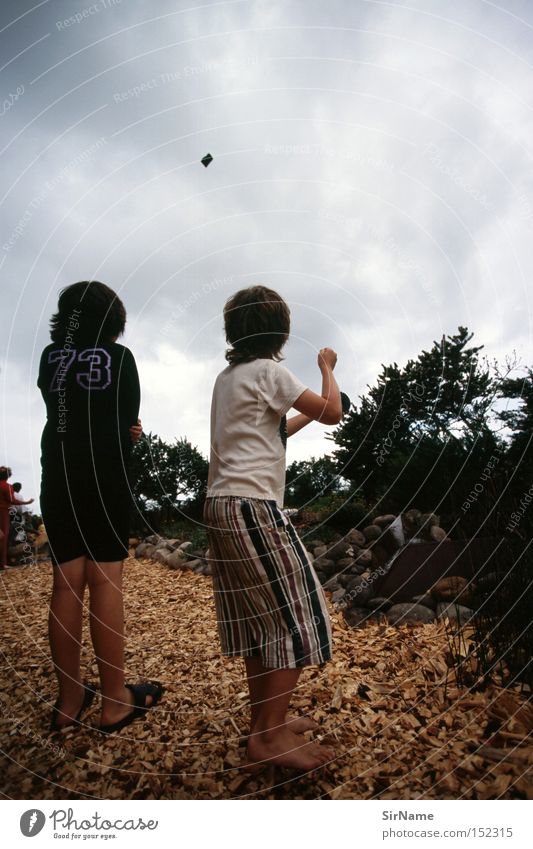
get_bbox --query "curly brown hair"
[223,286,291,365]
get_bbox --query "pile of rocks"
[133,535,211,577]
[133,509,481,631]
[301,510,479,629]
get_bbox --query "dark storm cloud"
[1,0,532,498]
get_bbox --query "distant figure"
[38,281,163,732]
[204,285,342,771]
[0,467,34,570]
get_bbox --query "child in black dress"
[39,281,163,732]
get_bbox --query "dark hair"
[50,281,126,344]
[12,482,21,491]
[0,466,11,481]
[223,286,290,365]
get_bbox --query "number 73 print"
[48,348,112,391]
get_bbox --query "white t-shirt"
[206,358,307,507]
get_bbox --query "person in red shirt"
[0,467,34,570]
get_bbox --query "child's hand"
[318,347,337,372]
[130,419,143,444]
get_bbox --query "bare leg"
[86,559,152,726]
[48,557,87,726]
[245,656,317,734]
[245,661,334,770]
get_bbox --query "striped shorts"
[203,495,332,669]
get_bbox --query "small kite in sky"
[201,153,213,167]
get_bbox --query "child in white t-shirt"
[204,285,342,771]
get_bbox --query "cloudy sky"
[1,0,532,505]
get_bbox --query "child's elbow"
[322,406,342,425]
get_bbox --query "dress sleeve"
[258,360,307,417]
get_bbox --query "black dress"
[38,339,140,565]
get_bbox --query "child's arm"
[292,348,342,425]
[286,413,313,437]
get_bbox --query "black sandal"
[99,681,164,735]
[50,682,97,731]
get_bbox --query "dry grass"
[0,557,531,800]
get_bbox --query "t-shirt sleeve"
[258,360,307,417]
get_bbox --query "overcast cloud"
[1,0,532,505]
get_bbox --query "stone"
[436,602,475,625]
[166,550,188,570]
[365,596,393,611]
[153,549,169,563]
[326,540,352,561]
[386,603,436,625]
[363,524,382,541]
[336,557,355,571]
[412,593,437,610]
[143,544,158,558]
[179,541,193,551]
[476,572,500,592]
[314,545,328,558]
[373,514,396,528]
[343,575,374,606]
[331,588,347,605]
[354,548,373,568]
[144,534,161,545]
[343,607,371,627]
[431,576,471,603]
[347,528,366,547]
[314,557,337,576]
[430,525,448,543]
[135,542,149,558]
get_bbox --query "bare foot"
[286,714,318,734]
[247,726,334,771]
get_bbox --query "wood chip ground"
[0,558,531,800]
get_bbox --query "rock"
[430,525,448,542]
[166,550,188,570]
[187,559,204,572]
[165,538,181,550]
[314,557,337,576]
[386,603,436,625]
[431,576,471,603]
[179,541,193,551]
[314,571,326,585]
[153,549,170,564]
[331,588,346,605]
[144,534,160,545]
[373,514,396,528]
[343,575,374,606]
[135,542,149,558]
[343,607,370,627]
[436,602,475,625]
[314,545,328,558]
[365,596,393,611]
[363,524,382,541]
[353,548,373,568]
[412,593,437,610]
[476,572,500,592]
[143,544,158,558]
[326,540,352,560]
[336,557,355,571]
[346,528,366,547]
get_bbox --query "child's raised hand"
[318,347,337,372]
[130,419,143,444]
